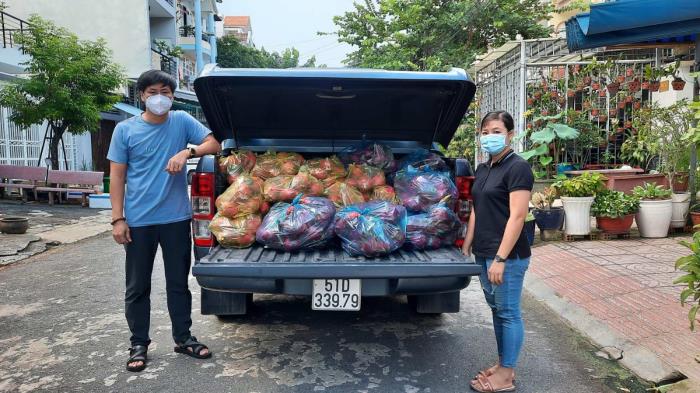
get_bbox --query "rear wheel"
[407,291,461,314]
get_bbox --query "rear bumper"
[192,259,482,296]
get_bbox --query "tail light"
[454,175,474,248]
[453,158,474,248]
[191,172,215,247]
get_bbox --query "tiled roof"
[224,16,250,28]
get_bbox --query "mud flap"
[201,288,253,316]
[409,291,461,314]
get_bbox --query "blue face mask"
[480,134,508,155]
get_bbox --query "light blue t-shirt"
[107,110,211,227]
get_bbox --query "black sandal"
[174,336,212,359]
[126,345,148,372]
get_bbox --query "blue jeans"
[475,256,530,368]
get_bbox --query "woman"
[463,111,533,393]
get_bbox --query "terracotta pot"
[598,89,607,97]
[597,214,634,235]
[625,96,634,103]
[549,91,557,99]
[690,212,700,229]
[591,108,600,116]
[618,101,626,109]
[592,82,601,90]
[541,81,548,89]
[672,79,686,91]
[0,217,29,234]
[609,109,618,117]
[567,90,576,98]
[650,81,661,91]
[584,76,592,85]
[534,92,542,99]
[625,120,633,128]
[671,172,689,192]
[617,75,626,84]
[598,115,608,123]
[616,127,625,134]
[629,80,641,92]
[633,101,642,110]
[642,81,650,90]
[527,98,534,106]
[609,135,618,142]
[607,82,620,94]
[558,97,566,105]
[626,68,635,77]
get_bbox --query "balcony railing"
[151,48,178,80]
[178,25,212,45]
[1,11,29,49]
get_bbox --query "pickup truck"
[189,66,479,316]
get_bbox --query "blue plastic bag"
[394,167,458,213]
[334,201,407,257]
[405,201,460,250]
[256,195,336,251]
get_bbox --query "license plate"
[312,279,361,311]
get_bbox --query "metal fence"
[0,106,78,169]
[0,11,28,49]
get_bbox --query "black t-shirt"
[472,150,534,259]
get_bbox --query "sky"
[217,0,357,67]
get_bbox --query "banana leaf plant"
[520,113,580,179]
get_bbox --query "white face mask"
[145,94,172,116]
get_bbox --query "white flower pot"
[561,196,594,235]
[636,199,673,238]
[671,192,690,229]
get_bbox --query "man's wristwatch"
[188,147,197,158]
[494,255,507,263]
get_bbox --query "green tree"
[0,16,124,170]
[444,110,477,160]
[217,35,326,69]
[329,0,552,71]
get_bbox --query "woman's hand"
[488,261,505,285]
[461,242,472,256]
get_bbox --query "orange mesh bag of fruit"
[345,164,386,192]
[209,213,261,248]
[218,150,256,184]
[325,181,365,208]
[290,169,325,196]
[215,175,263,218]
[263,175,299,202]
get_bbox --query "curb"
[524,274,684,384]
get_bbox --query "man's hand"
[113,221,132,244]
[165,150,189,175]
[488,261,505,285]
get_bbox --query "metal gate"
[0,106,79,169]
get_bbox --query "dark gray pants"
[125,219,192,347]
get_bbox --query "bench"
[35,169,103,207]
[0,164,47,202]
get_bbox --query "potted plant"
[674,233,700,331]
[591,190,640,234]
[632,183,673,238]
[520,113,580,180]
[553,172,607,235]
[665,60,686,91]
[689,204,700,228]
[531,187,565,235]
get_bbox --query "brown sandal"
[470,374,516,393]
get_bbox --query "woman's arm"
[461,208,476,255]
[488,190,530,284]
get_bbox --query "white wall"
[652,60,695,108]
[5,0,152,79]
[151,17,177,46]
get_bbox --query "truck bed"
[193,244,481,279]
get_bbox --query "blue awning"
[566,0,700,51]
[113,102,143,117]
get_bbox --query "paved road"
[0,234,647,393]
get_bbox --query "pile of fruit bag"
[334,201,407,257]
[394,167,458,213]
[301,156,346,186]
[325,181,365,208]
[338,142,395,170]
[215,175,263,218]
[370,185,399,203]
[405,201,461,250]
[290,170,325,197]
[218,150,257,184]
[345,164,386,192]
[209,213,262,248]
[251,151,305,179]
[397,149,450,175]
[263,175,296,202]
[256,195,336,251]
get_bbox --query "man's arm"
[110,162,131,244]
[165,135,220,175]
[195,134,220,156]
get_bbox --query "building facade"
[222,16,253,46]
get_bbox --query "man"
[108,70,220,372]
